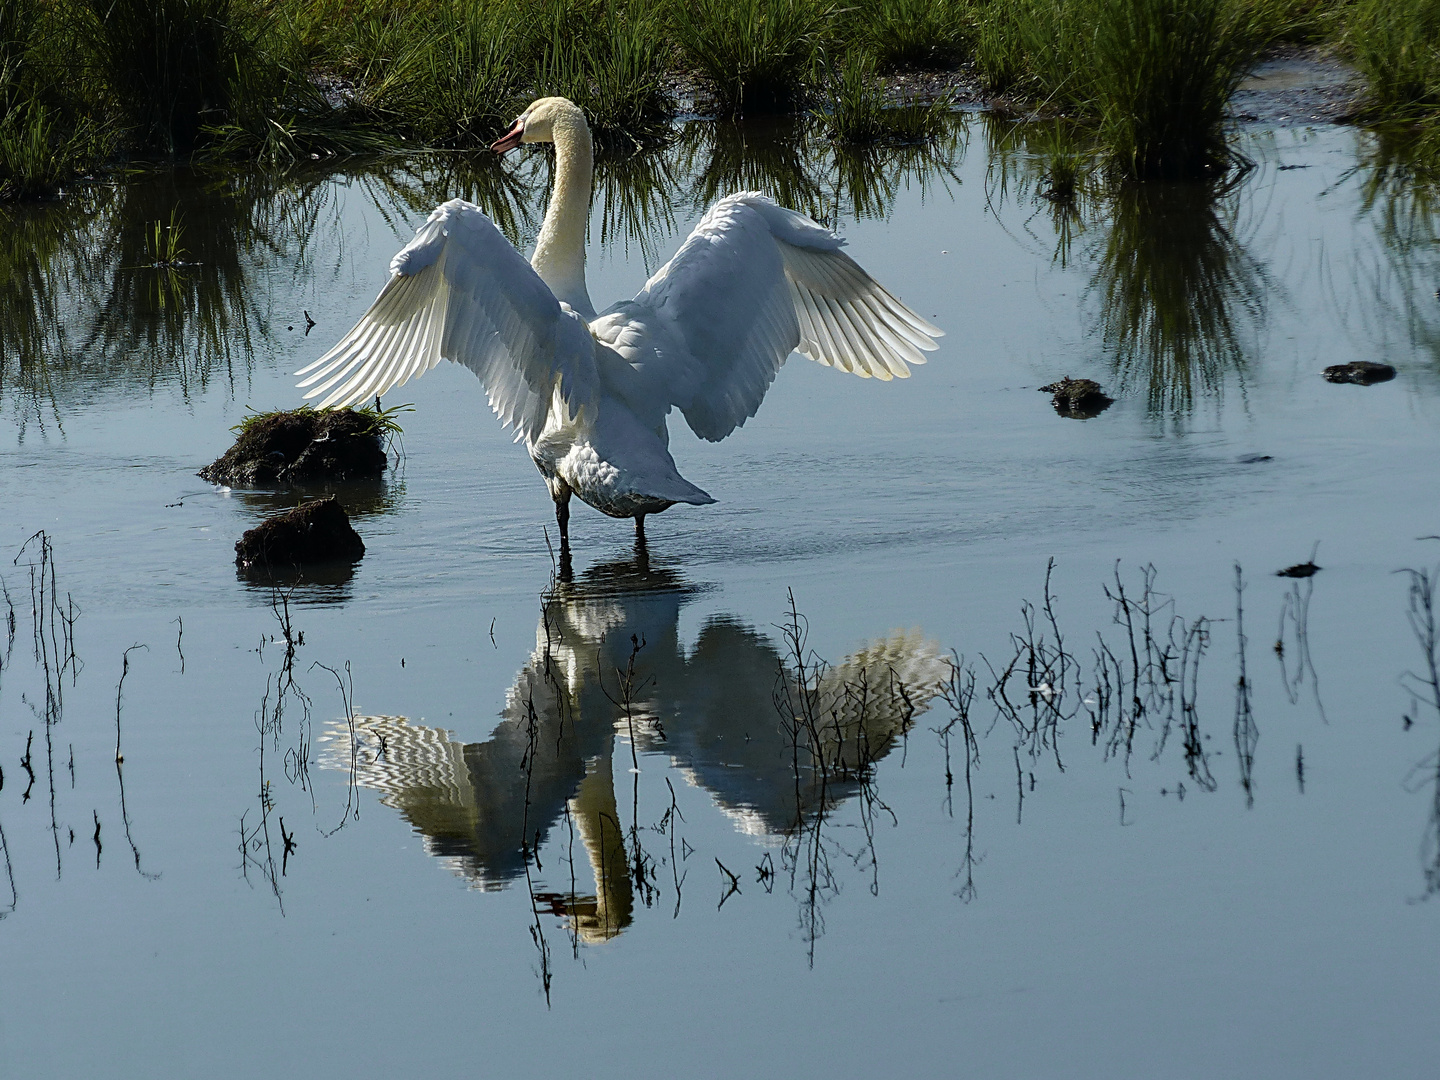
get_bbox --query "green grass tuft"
[674,0,833,115]
[975,0,1259,180]
[848,0,969,70]
[1344,0,1440,121]
[813,51,952,144]
[234,402,411,440]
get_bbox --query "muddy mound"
[1322,361,1396,386]
[201,408,389,486]
[235,497,365,571]
[1039,377,1114,419]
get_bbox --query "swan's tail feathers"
[662,477,717,506]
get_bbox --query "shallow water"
[3,118,1440,1078]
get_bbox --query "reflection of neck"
[532,112,595,318]
[569,749,632,942]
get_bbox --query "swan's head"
[490,97,586,154]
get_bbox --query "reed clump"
[813,51,952,144]
[975,0,1259,179]
[0,0,112,199]
[1343,0,1440,121]
[9,0,1440,198]
[846,0,970,70]
[673,0,832,115]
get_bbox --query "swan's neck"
[532,114,595,319]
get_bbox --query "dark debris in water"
[1277,562,1321,579]
[1322,361,1396,385]
[1039,377,1114,419]
[1237,454,1273,464]
[200,408,388,486]
[235,497,364,571]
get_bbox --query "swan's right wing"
[296,199,597,445]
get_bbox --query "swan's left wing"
[296,199,597,445]
[622,193,942,443]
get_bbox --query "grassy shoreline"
[0,0,1435,200]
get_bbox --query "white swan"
[296,97,942,550]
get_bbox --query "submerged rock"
[235,497,365,571]
[200,408,389,486]
[1322,361,1396,385]
[1039,377,1114,419]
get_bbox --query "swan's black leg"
[634,514,646,545]
[555,487,571,544]
[553,482,573,581]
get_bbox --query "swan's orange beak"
[491,119,524,154]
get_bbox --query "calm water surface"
[3,118,1440,1078]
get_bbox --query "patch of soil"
[1228,45,1363,126]
[200,408,388,487]
[1322,361,1397,385]
[664,64,987,119]
[1040,377,1114,419]
[235,497,365,571]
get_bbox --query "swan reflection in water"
[324,555,946,942]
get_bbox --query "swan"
[296,97,942,553]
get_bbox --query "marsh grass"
[0,0,111,197]
[674,0,832,115]
[78,0,249,155]
[4,0,1434,199]
[1344,0,1440,120]
[976,0,1260,179]
[813,51,953,145]
[0,103,99,200]
[534,0,671,145]
[849,0,969,70]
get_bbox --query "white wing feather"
[623,193,942,443]
[296,199,597,445]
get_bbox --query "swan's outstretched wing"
[621,193,942,443]
[296,199,597,444]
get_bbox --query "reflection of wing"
[322,716,487,884]
[809,630,949,768]
[296,199,598,443]
[660,624,947,833]
[324,701,606,890]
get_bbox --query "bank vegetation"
[0,0,1436,199]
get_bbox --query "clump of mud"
[235,497,365,571]
[1322,361,1396,386]
[1039,377,1114,419]
[200,408,389,486]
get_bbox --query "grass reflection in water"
[985,115,1267,418]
